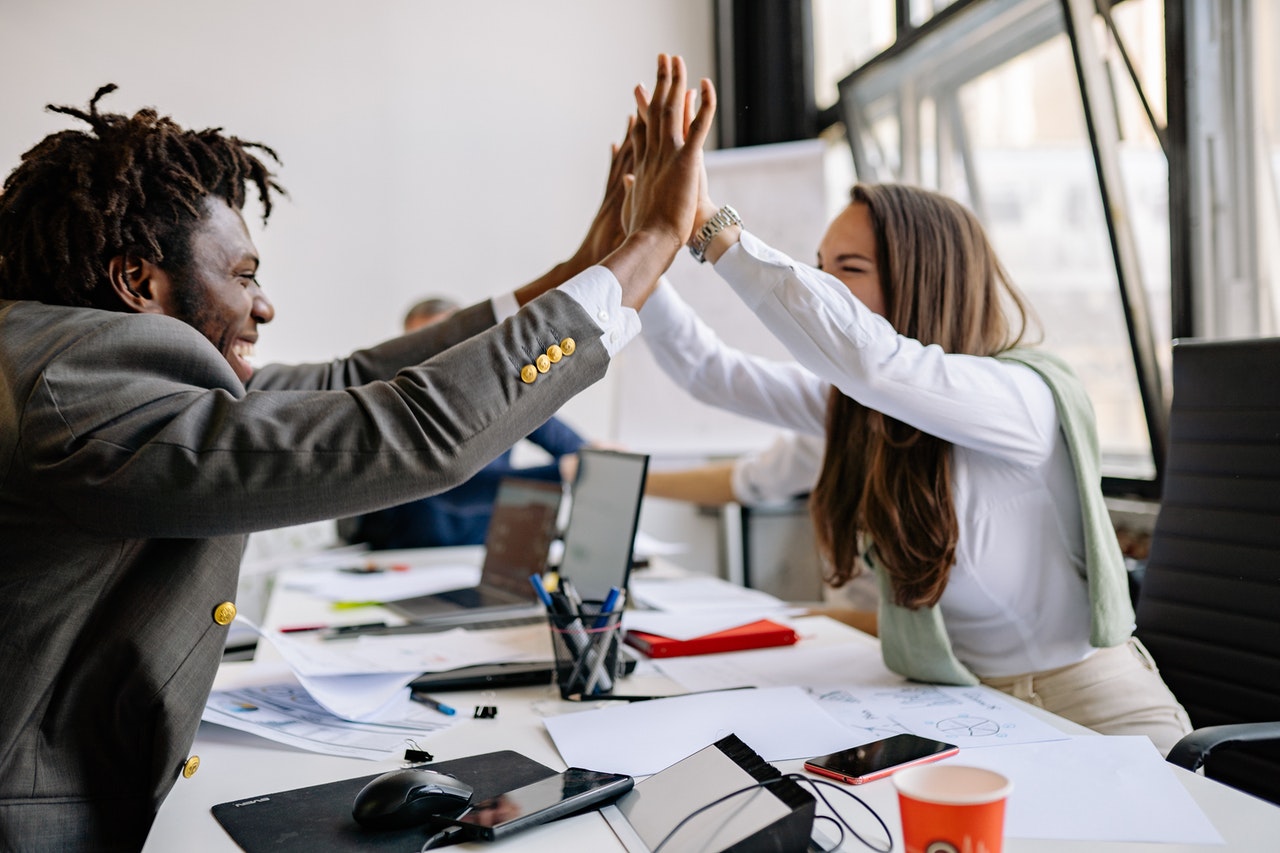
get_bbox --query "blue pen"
[410,690,456,716]
[593,586,623,629]
[529,573,555,610]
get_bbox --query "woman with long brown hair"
[640,181,1192,755]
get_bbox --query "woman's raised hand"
[625,54,716,253]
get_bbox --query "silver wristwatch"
[688,204,742,263]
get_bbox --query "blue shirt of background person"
[343,297,587,549]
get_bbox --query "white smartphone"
[803,734,959,784]
[443,768,634,840]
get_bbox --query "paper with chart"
[203,682,460,760]
[805,682,1069,748]
[237,615,550,720]
[653,642,1067,748]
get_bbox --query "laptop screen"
[481,477,563,600]
[557,449,650,602]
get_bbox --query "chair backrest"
[1135,336,1280,803]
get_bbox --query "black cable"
[650,772,893,853]
[798,775,893,853]
[811,814,848,851]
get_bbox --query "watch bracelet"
[688,204,742,262]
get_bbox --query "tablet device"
[443,767,633,841]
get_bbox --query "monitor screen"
[557,449,649,602]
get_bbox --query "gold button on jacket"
[535,354,551,373]
[212,602,237,625]
[559,337,576,356]
[520,364,537,384]
[182,755,200,778]
[546,344,563,363]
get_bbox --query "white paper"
[203,681,460,760]
[628,575,793,613]
[652,646,1069,748]
[632,530,688,558]
[543,686,853,777]
[263,624,546,678]
[293,671,422,720]
[278,563,481,603]
[244,617,554,720]
[805,683,1071,748]
[953,736,1224,844]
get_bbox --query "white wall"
[0,0,714,440]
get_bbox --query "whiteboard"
[613,138,839,456]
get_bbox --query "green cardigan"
[873,348,1135,685]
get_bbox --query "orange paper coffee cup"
[893,764,1013,853]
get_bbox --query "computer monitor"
[556,448,650,602]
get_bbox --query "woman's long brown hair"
[811,183,1034,609]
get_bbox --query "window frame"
[720,0,1187,499]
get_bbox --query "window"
[831,0,1169,486]
[729,0,1276,496]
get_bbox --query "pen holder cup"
[548,602,624,700]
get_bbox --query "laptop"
[553,448,650,602]
[384,476,563,625]
[410,449,650,690]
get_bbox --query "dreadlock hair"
[0,84,284,310]
[809,183,1037,610]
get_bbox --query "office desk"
[145,577,1280,851]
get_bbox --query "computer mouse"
[351,767,474,830]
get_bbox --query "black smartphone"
[803,733,959,784]
[443,767,634,840]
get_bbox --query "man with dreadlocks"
[0,55,714,851]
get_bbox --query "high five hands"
[602,53,716,309]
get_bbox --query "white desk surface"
[145,558,1280,852]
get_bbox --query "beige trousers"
[980,637,1193,757]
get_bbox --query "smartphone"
[444,767,634,841]
[803,734,959,784]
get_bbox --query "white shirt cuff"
[559,266,640,358]
[491,291,520,322]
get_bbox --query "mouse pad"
[210,749,556,852]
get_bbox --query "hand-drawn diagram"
[934,715,1003,738]
[804,684,1064,748]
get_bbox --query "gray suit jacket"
[0,290,607,851]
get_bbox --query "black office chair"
[1134,336,1280,804]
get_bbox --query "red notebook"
[624,619,798,658]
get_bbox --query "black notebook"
[211,750,556,852]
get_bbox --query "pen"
[320,621,389,639]
[529,573,555,609]
[332,600,384,610]
[593,586,623,629]
[277,623,329,634]
[338,563,383,574]
[410,690,457,716]
[560,578,583,614]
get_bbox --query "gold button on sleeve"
[560,337,576,356]
[535,354,551,373]
[182,755,201,778]
[546,344,563,363]
[212,602,237,626]
[520,364,537,384]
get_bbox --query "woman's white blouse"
[639,232,1103,677]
